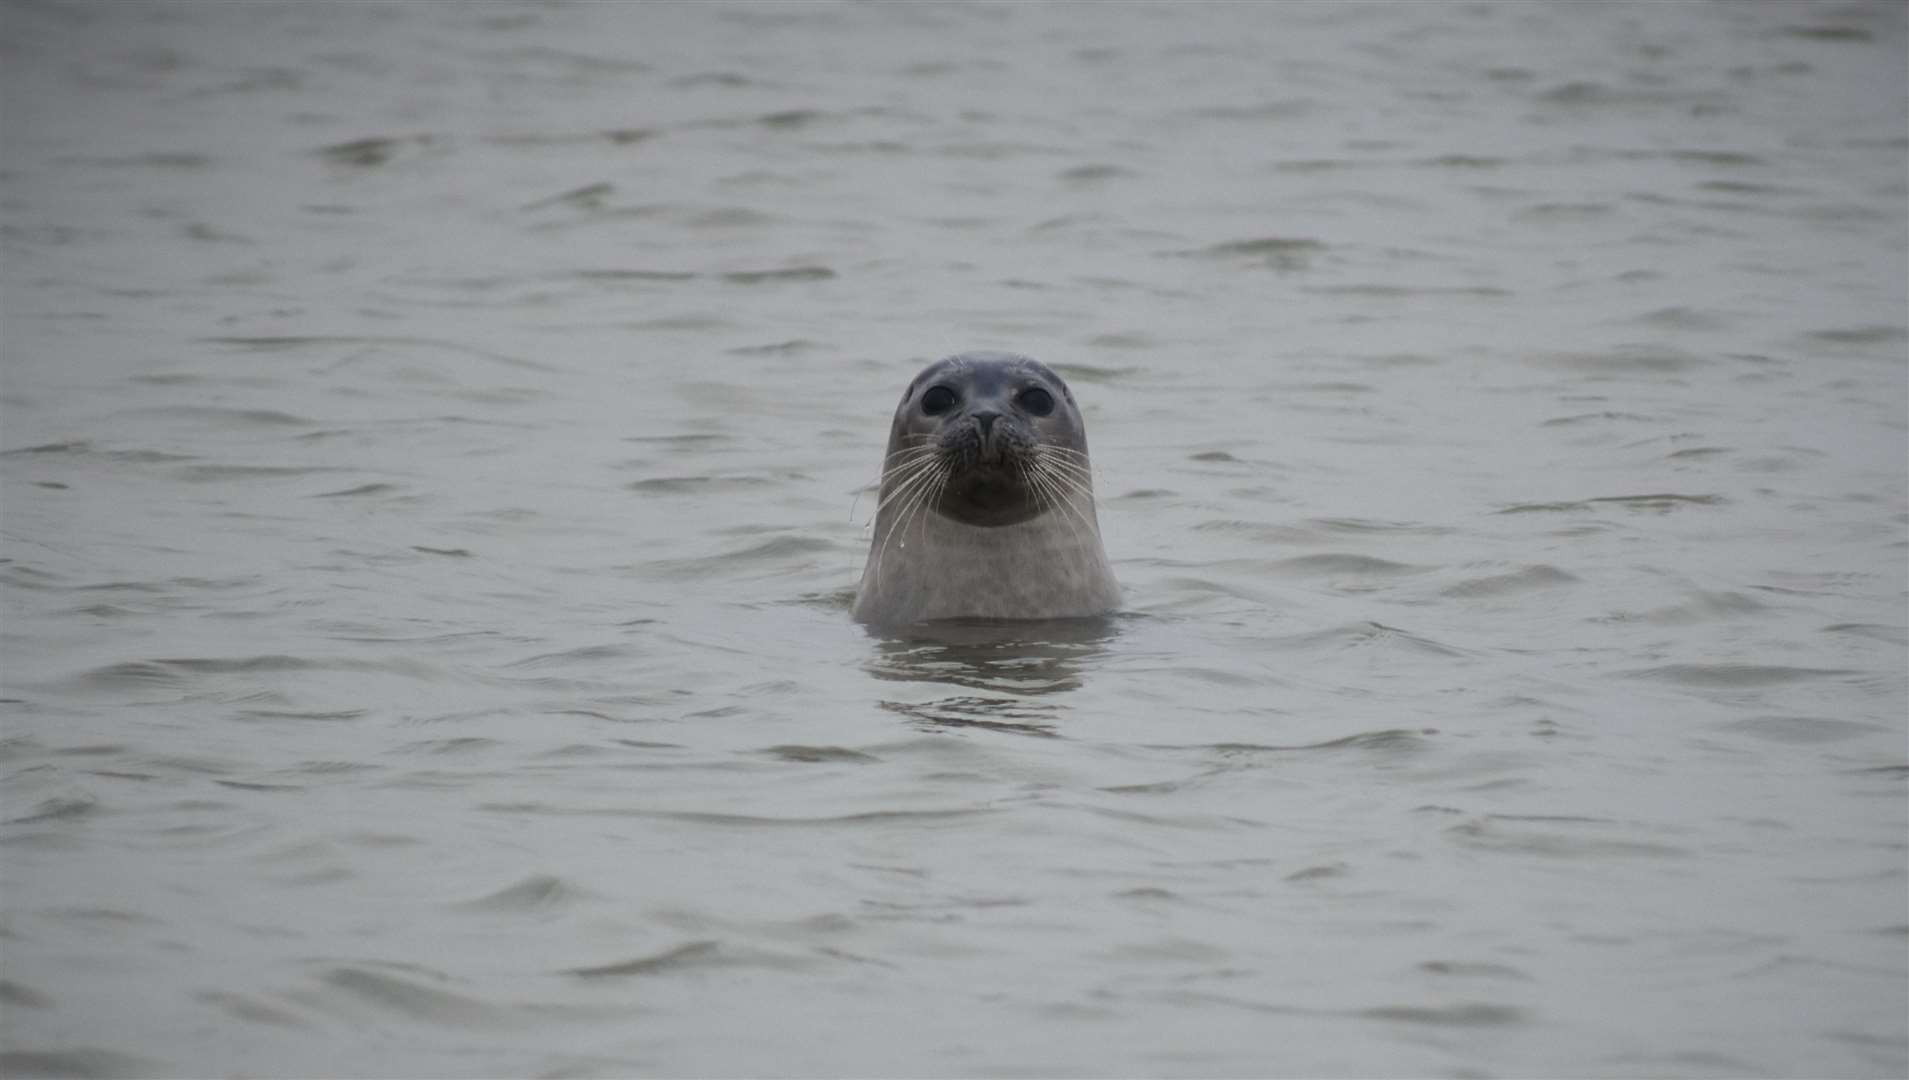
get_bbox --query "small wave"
[177,465,342,483]
[1722,716,1887,744]
[504,644,633,668]
[68,151,213,170]
[235,708,369,723]
[1539,410,1656,427]
[1625,663,1856,688]
[572,267,695,282]
[1440,564,1578,598]
[1535,81,1703,108]
[760,745,880,763]
[1634,305,1730,331]
[315,133,435,168]
[1611,590,1767,625]
[480,801,993,827]
[0,1049,162,1079]
[212,779,302,793]
[637,535,837,579]
[454,873,596,912]
[1181,99,1315,122]
[1803,324,1906,347]
[314,965,507,1026]
[7,794,99,825]
[1177,236,1324,270]
[1268,553,1427,577]
[397,737,500,755]
[71,655,441,689]
[626,474,784,494]
[1192,519,1318,544]
[1058,163,1135,183]
[1306,283,1509,298]
[1446,817,1688,859]
[1360,1003,1526,1027]
[1823,623,1909,645]
[199,334,551,371]
[1781,23,1873,42]
[1539,347,1708,372]
[1255,622,1465,657]
[1052,361,1141,382]
[488,128,656,148]
[1498,493,1724,514]
[195,990,307,1029]
[719,266,835,284]
[1417,154,1507,169]
[564,940,721,978]
[522,180,616,209]
[0,981,53,1009]
[1419,960,1533,981]
[1513,202,1615,223]
[10,439,230,462]
[1312,516,1452,536]
[1,440,91,455]
[1152,727,1436,756]
[726,339,824,356]
[1285,862,1349,882]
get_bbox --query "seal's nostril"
[973,411,999,435]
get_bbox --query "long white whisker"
[1030,458,1100,548]
[1019,457,1081,551]
[882,461,945,582]
[856,442,944,523]
[870,457,947,587]
[873,455,947,518]
[882,439,938,464]
[1035,457,1095,486]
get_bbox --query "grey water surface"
[2,2,1905,1077]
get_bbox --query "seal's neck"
[856,490,1118,623]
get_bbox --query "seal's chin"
[936,460,1044,527]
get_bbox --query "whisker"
[1029,458,1100,545]
[870,457,947,586]
[1034,456,1095,486]
[874,456,947,517]
[1037,445,1094,461]
[876,453,942,491]
[1019,458,1082,551]
[882,442,941,465]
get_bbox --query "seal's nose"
[972,411,999,437]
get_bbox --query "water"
[2,1,1905,1076]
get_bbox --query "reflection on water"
[879,696,1066,738]
[862,616,1123,734]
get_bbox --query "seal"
[852,351,1120,624]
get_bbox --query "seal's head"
[883,351,1090,528]
[856,350,1119,624]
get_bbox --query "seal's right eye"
[920,385,957,415]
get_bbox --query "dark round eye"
[920,385,957,415]
[1018,387,1055,417]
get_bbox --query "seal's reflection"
[862,616,1121,737]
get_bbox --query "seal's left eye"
[921,385,957,415]
[1018,387,1055,417]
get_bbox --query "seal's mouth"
[932,422,1045,527]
